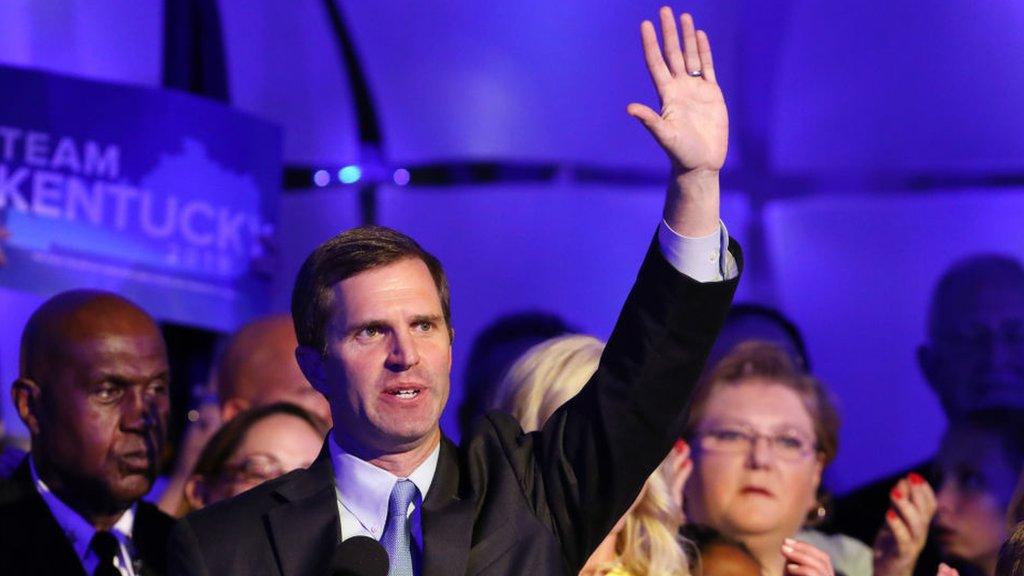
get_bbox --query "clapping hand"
[873,473,938,576]
[782,538,835,576]
[666,439,693,517]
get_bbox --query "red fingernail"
[674,439,688,453]
[908,473,924,485]
[887,509,897,521]
[891,488,902,500]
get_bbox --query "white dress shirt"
[30,457,139,576]
[328,434,439,545]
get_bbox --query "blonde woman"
[492,334,693,576]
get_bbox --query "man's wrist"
[663,169,721,237]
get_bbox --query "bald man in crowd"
[156,314,331,517]
[831,253,1024,575]
[0,290,175,575]
[216,314,331,426]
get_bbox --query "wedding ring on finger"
[687,69,704,77]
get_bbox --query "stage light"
[313,170,330,187]
[393,168,410,186]
[338,165,362,184]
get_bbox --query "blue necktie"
[381,479,419,576]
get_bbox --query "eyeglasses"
[696,426,818,462]
[219,453,286,485]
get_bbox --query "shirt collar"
[29,455,136,563]
[328,431,440,538]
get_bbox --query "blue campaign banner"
[0,64,282,331]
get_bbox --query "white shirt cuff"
[657,219,737,282]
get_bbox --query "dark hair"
[927,254,1024,337]
[680,523,760,575]
[457,311,575,438]
[291,225,451,354]
[997,521,1024,576]
[726,303,811,371]
[190,402,328,481]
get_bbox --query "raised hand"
[628,6,728,238]
[873,473,938,576]
[782,538,836,576]
[628,7,728,177]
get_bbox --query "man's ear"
[183,476,208,510]
[11,377,43,436]
[221,397,251,422]
[295,345,327,395]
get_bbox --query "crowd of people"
[1,6,1023,576]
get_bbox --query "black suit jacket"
[170,237,741,576]
[0,456,176,576]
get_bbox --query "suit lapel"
[5,459,88,576]
[421,438,474,576]
[134,501,175,576]
[266,444,341,576]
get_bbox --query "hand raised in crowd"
[629,6,728,237]
[873,473,938,576]
[782,538,836,576]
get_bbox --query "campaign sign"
[0,65,281,331]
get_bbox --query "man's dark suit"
[0,457,176,576]
[169,238,741,576]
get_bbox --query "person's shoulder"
[454,412,539,493]
[796,528,872,574]
[461,411,534,463]
[801,529,871,555]
[0,456,35,512]
[136,499,176,537]
[182,466,323,533]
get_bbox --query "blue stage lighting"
[338,165,362,184]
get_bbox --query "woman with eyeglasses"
[683,342,936,576]
[183,402,327,512]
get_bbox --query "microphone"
[327,536,390,576]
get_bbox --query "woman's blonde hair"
[492,334,692,576]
